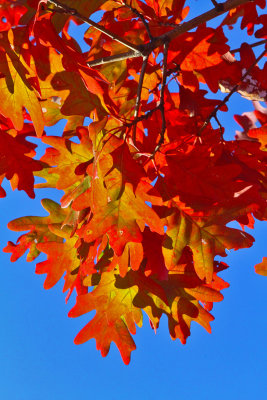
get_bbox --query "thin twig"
[123,1,153,41]
[49,0,251,68]
[47,0,141,53]
[231,39,267,54]
[199,47,267,135]
[134,57,149,119]
[210,0,224,11]
[166,63,180,77]
[133,55,149,143]
[124,106,160,127]
[147,0,252,53]
[87,50,141,67]
[214,114,224,139]
[153,41,169,155]
[157,21,180,28]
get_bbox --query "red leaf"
[2,0,267,365]
[0,129,42,198]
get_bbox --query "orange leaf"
[69,271,142,364]
[255,257,267,276]
[0,28,44,136]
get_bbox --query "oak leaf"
[69,270,142,365]
[0,27,44,136]
[0,128,42,198]
[255,257,267,276]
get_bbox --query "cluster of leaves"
[1,0,267,364]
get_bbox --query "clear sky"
[1,188,266,399]
[0,2,267,399]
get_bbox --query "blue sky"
[1,189,266,399]
[0,2,267,399]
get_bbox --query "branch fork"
[44,0,256,152]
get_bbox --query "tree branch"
[146,0,252,53]
[210,0,224,11]
[47,0,257,146]
[87,50,141,67]
[47,0,141,53]
[49,0,251,69]
[231,39,267,53]
[124,106,160,127]
[153,41,169,155]
[133,55,149,143]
